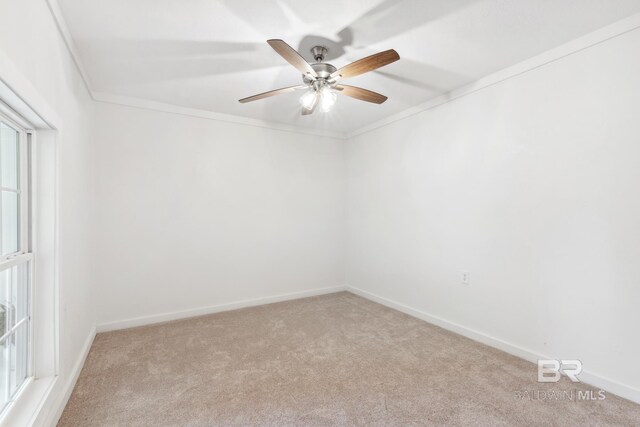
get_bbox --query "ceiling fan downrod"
[310,45,328,63]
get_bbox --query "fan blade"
[267,39,318,79]
[336,85,388,104]
[238,85,306,103]
[330,49,399,81]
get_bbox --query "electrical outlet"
[462,271,470,285]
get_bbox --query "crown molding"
[45,0,347,140]
[347,12,640,139]
[46,1,640,142]
[46,0,95,100]
[92,92,347,139]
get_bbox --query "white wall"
[0,0,96,424]
[346,28,640,396]
[93,102,345,327]
[3,0,639,422]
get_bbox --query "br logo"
[538,359,582,383]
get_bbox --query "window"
[0,115,31,413]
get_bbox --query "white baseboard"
[37,285,639,427]
[97,286,346,333]
[41,326,96,427]
[345,285,640,404]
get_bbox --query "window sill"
[0,375,57,427]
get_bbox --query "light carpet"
[59,292,640,426]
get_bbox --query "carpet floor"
[59,292,640,426]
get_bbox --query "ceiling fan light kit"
[239,39,399,115]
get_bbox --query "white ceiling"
[57,0,640,134]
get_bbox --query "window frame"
[0,112,33,415]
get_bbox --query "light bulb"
[319,87,337,112]
[300,90,317,110]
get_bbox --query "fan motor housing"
[303,63,337,85]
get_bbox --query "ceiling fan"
[239,39,400,115]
